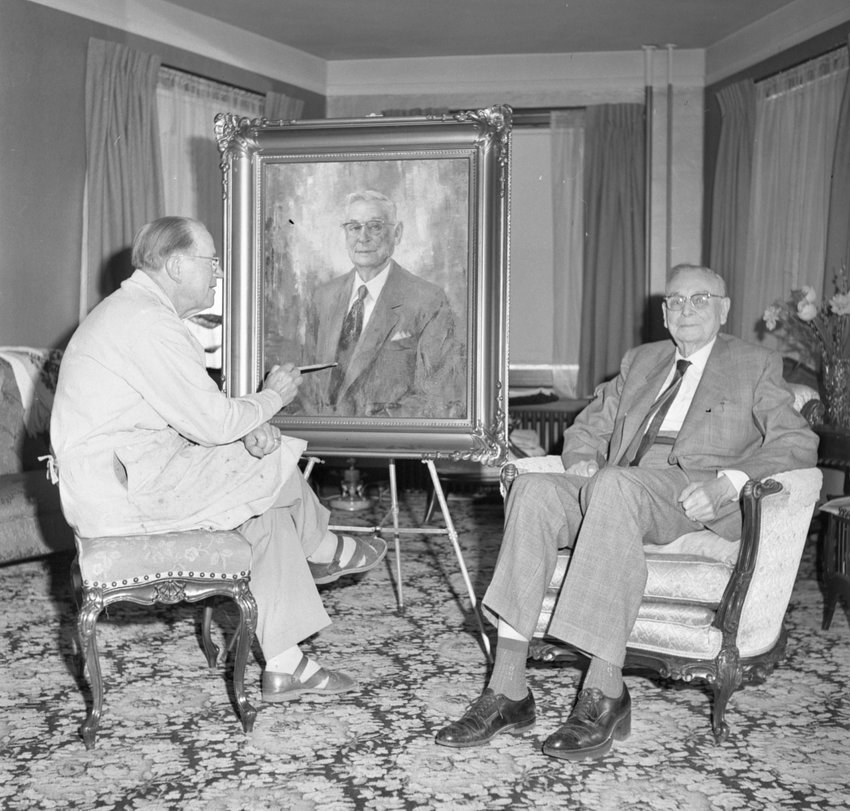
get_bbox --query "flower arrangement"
[763,267,850,428]
[763,269,850,368]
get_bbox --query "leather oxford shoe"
[543,686,631,761]
[435,688,536,748]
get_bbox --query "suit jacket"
[561,333,818,538]
[297,261,465,418]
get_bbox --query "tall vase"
[821,356,850,430]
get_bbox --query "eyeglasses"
[663,293,725,311]
[183,255,221,272]
[341,220,393,236]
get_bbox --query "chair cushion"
[644,530,739,607]
[630,602,723,659]
[76,529,252,588]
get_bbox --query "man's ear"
[393,221,404,245]
[164,254,182,283]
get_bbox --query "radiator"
[511,401,586,455]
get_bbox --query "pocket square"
[391,330,412,342]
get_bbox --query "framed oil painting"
[215,107,511,462]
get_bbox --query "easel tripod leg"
[424,460,493,662]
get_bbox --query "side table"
[815,427,850,629]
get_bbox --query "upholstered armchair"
[500,456,822,742]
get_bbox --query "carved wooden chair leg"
[710,647,743,743]
[77,598,105,750]
[201,603,220,669]
[69,558,85,678]
[231,582,258,733]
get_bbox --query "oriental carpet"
[1,488,848,810]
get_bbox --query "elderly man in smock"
[435,264,818,761]
[51,216,386,702]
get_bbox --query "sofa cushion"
[0,357,25,474]
[0,471,74,563]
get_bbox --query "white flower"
[763,305,780,331]
[829,292,850,316]
[797,300,818,322]
[800,285,818,303]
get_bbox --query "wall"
[0,0,326,348]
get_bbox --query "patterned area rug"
[1,489,849,810]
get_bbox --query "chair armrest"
[717,467,822,658]
[500,455,565,497]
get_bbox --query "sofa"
[0,348,74,564]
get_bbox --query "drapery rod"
[161,63,263,99]
[754,42,847,85]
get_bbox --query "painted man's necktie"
[329,284,368,403]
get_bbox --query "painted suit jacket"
[297,261,465,418]
[561,333,818,538]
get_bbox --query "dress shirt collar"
[350,263,391,307]
[675,337,716,376]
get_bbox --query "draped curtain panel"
[739,48,848,348]
[157,67,263,251]
[550,110,585,374]
[156,68,265,368]
[264,91,306,121]
[825,34,850,290]
[578,104,646,397]
[83,39,163,318]
[709,80,756,339]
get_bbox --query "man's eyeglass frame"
[663,293,725,311]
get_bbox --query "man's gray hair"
[346,190,397,222]
[132,216,202,271]
[667,263,727,296]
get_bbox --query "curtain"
[550,110,585,395]
[83,38,163,317]
[157,68,263,368]
[157,67,263,249]
[740,48,848,347]
[577,104,645,396]
[709,80,756,339]
[825,36,850,288]
[264,91,305,120]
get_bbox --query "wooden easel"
[303,456,493,661]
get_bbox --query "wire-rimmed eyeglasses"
[663,293,725,311]
[341,220,393,237]
[182,255,221,272]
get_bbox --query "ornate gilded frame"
[215,107,511,462]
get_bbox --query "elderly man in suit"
[435,264,818,761]
[297,190,463,418]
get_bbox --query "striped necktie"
[619,359,691,467]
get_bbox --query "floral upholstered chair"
[500,384,822,742]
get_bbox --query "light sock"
[584,656,624,699]
[265,645,321,681]
[307,533,357,565]
[487,635,530,701]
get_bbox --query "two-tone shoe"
[542,686,631,761]
[262,656,358,702]
[308,534,388,585]
[435,688,536,748]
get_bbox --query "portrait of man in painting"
[262,158,468,420]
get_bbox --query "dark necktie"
[328,284,368,403]
[619,359,691,467]
[338,284,368,353]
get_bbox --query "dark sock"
[487,636,529,701]
[584,656,624,699]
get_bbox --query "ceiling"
[164,0,802,61]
